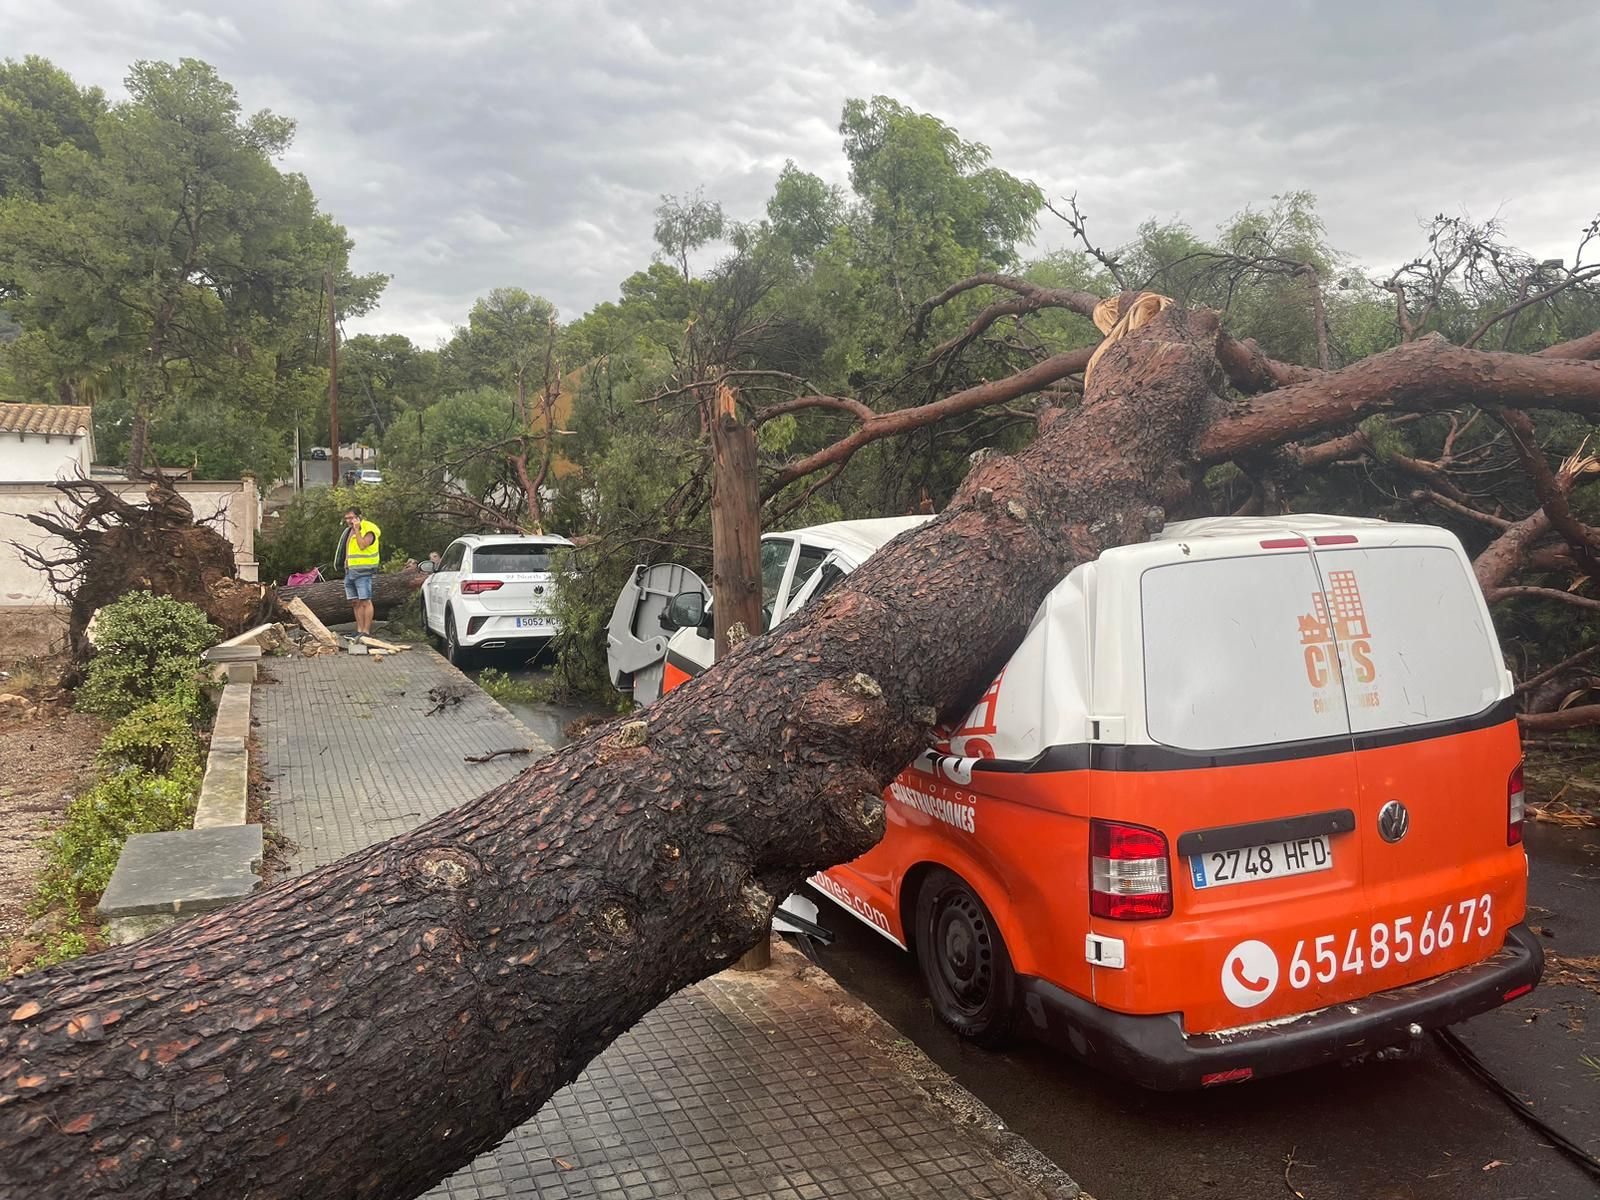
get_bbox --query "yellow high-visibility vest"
[345,520,381,568]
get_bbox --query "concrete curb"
[97,662,264,944]
[763,936,1088,1200]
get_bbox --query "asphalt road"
[806,822,1600,1200]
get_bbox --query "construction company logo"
[930,670,1004,760]
[887,777,977,834]
[1297,569,1379,713]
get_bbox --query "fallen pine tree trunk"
[6,297,1600,1198]
[274,567,428,629]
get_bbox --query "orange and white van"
[608,514,1544,1088]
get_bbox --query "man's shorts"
[343,569,376,601]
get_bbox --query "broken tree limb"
[1198,334,1600,463]
[0,299,1219,1200]
[462,748,533,764]
[285,596,341,648]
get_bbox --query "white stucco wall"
[0,433,93,481]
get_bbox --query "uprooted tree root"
[15,476,428,666]
[17,477,271,663]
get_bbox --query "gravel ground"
[0,702,103,951]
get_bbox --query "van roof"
[1154,513,1396,541]
[774,515,933,561]
[769,512,1407,562]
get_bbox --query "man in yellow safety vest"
[340,506,382,640]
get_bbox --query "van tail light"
[1090,820,1173,919]
[461,579,504,595]
[1507,762,1526,846]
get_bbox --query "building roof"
[0,402,93,438]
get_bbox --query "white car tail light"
[1090,819,1173,919]
[461,579,504,595]
[1507,762,1525,846]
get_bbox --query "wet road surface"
[806,823,1599,1200]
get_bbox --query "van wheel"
[914,868,1016,1047]
[445,610,475,670]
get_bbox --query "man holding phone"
[340,506,382,641]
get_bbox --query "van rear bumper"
[1017,923,1544,1090]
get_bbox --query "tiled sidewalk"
[256,650,1079,1200]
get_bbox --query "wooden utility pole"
[708,382,769,970]
[327,270,340,489]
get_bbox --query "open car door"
[606,562,709,706]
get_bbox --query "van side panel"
[820,764,1092,998]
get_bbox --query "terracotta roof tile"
[0,403,93,438]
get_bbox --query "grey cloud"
[2,0,1597,344]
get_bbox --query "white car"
[422,534,571,667]
[606,517,931,705]
[356,468,383,484]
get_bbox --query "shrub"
[96,700,205,776]
[76,592,216,720]
[29,929,89,971]
[33,764,203,912]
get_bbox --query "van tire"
[914,867,1016,1048]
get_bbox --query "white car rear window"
[473,544,557,573]
[1141,545,1501,752]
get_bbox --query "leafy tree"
[0,57,384,472]
[0,56,104,203]
[653,189,725,281]
[338,333,439,441]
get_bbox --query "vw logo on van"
[1377,800,1411,843]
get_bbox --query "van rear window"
[1142,552,1353,751]
[1310,546,1501,733]
[1141,545,1502,752]
[473,544,557,573]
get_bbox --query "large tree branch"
[909,273,1099,340]
[1483,584,1600,611]
[763,346,1095,499]
[1198,335,1600,463]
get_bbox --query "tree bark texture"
[708,386,769,968]
[709,387,762,659]
[0,302,1223,1200]
[274,569,427,629]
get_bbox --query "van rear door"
[1308,537,1522,992]
[1101,541,1369,1032]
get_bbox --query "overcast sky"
[4,0,1597,346]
